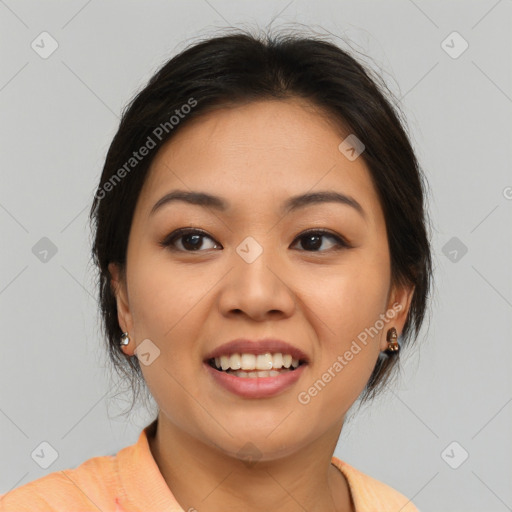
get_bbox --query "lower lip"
[204,362,307,398]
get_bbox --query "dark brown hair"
[88,27,433,413]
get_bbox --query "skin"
[109,98,414,512]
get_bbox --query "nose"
[217,246,296,322]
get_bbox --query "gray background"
[1,1,511,511]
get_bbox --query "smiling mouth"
[206,352,307,378]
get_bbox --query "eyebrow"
[150,189,366,220]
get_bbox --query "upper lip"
[204,338,310,363]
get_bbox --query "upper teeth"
[214,353,300,371]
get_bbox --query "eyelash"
[159,228,351,253]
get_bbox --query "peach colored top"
[1,420,419,511]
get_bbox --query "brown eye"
[291,230,349,252]
[160,228,220,252]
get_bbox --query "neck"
[147,414,355,512]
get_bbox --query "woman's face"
[110,99,413,461]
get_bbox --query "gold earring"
[385,327,399,354]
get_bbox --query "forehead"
[137,99,382,224]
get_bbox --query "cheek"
[311,258,390,340]
[126,250,223,388]
[127,250,206,338]
[301,257,390,407]
[127,256,211,433]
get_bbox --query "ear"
[108,262,135,355]
[379,283,415,352]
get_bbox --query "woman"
[2,28,432,511]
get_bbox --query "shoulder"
[332,456,420,512]
[0,452,122,511]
